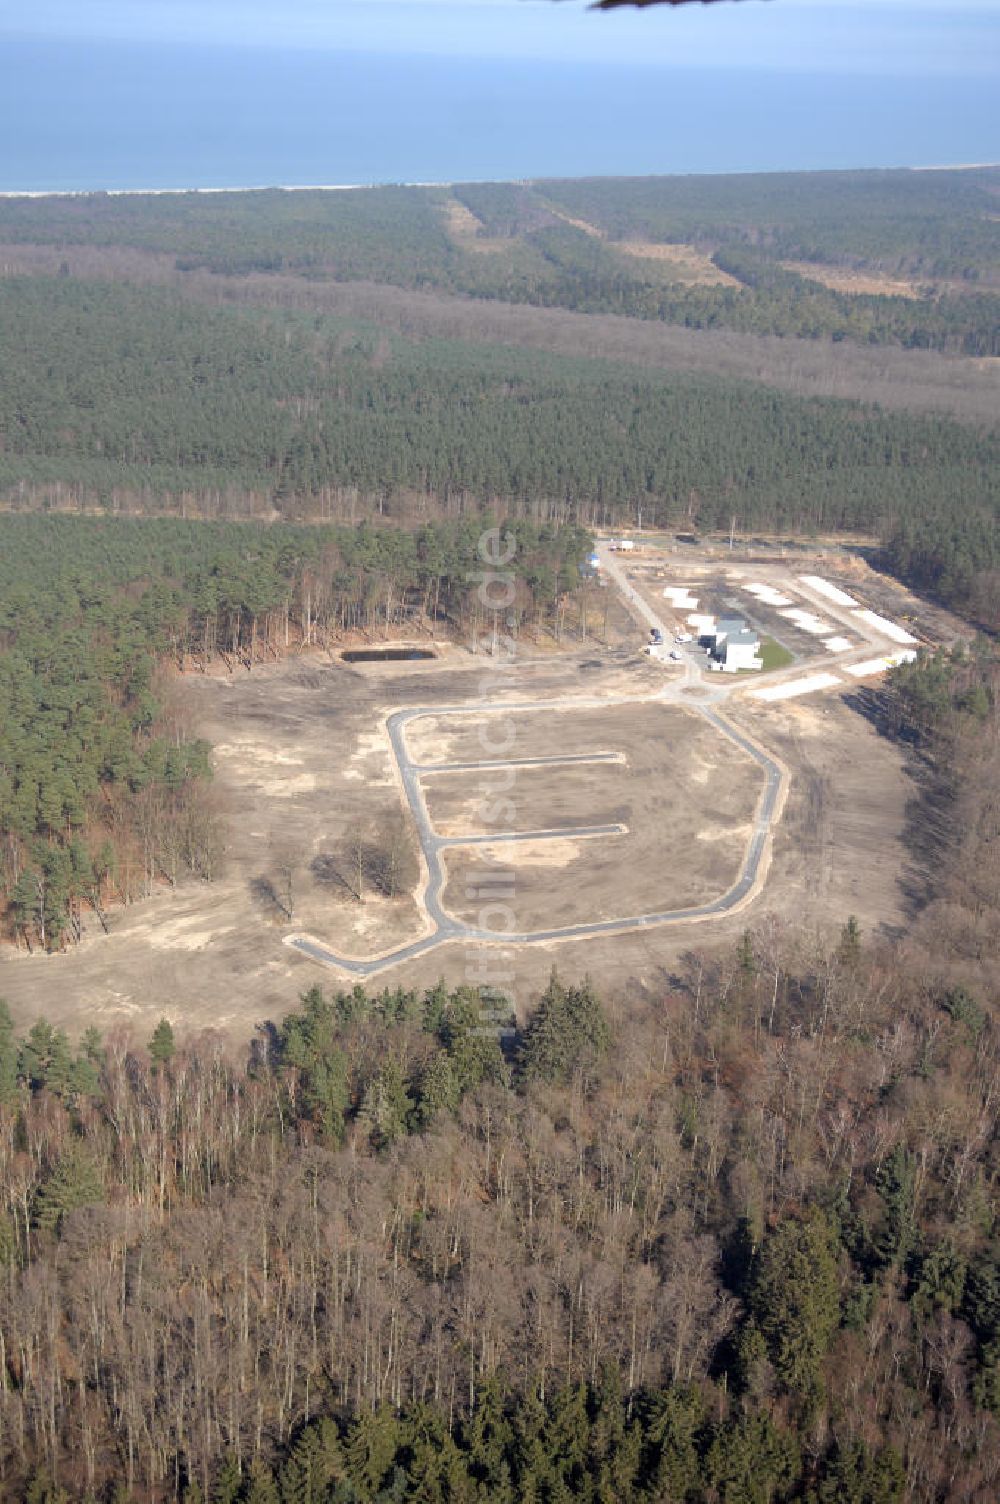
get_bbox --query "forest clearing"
[0,537,933,1034]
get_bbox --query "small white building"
[718,629,763,672]
[706,617,762,672]
[703,616,743,652]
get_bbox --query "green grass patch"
[757,636,796,672]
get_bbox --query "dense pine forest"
[0,169,997,351]
[0,169,997,619]
[0,514,588,949]
[1,277,998,619]
[532,170,1000,278]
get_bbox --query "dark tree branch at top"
[587,0,766,9]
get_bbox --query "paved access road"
[286,544,787,976]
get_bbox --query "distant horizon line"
[1,162,998,199]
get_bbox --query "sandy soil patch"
[543,206,606,239]
[316,895,430,951]
[461,837,586,870]
[257,773,318,797]
[780,261,926,299]
[343,728,396,785]
[443,198,509,253]
[616,240,741,286]
[213,742,304,766]
[402,715,470,766]
[424,744,629,838]
[697,823,752,843]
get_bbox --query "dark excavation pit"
[341,647,437,664]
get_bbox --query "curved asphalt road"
[287,538,924,975]
[286,684,786,977]
[287,540,788,976]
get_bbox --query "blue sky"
[3,0,999,77]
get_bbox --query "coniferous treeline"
[4,170,996,281]
[480,169,1000,281]
[2,277,998,622]
[1,917,1000,1501]
[0,168,997,353]
[881,507,1000,631]
[0,184,458,287]
[0,514,589,947]
[882,640,1000,972]
[452,219,1000,356]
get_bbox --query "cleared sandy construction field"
[736,692,911,933]
[420,703,762,928]
[0,623,915,1039]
